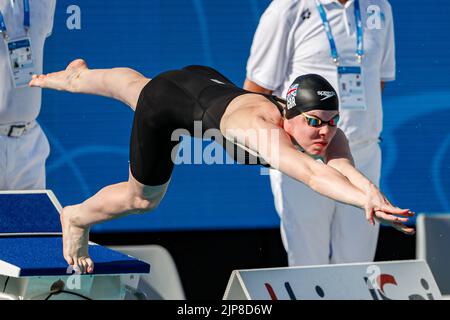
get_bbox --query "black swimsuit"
[130,65,285,186]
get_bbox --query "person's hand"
[363,184,415,235]
[372,209,416,235]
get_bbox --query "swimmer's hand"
[29,59,88,92]
[60,205,94,274]
[363,185,415,235]
[373,209,415,235]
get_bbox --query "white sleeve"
[46,0,57,38]
[246,0,298,91]
[380,2,396,82]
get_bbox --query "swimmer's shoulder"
[228,92,284,119]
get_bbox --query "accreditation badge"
[6,36,36,88]
[337,66,366,111]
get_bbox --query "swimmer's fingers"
[376,216,416,235]
[378,203,415,217]
[393,221,416,235]
[374,210,409,223]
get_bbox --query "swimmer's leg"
[60,168,170,274]
[29,59,149,110]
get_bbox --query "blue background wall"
[39,0,450,232]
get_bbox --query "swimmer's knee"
[131,196,161,214]
[129,180,170,214]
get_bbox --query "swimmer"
[30,60,415,274]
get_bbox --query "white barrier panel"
[223,260,441,300]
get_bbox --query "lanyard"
[0,0,30,39]
[315,0,363,64]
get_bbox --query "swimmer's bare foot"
[60,205,94,274]
[29,59,88,92]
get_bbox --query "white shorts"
[0,122,50,190]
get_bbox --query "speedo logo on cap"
[286,84,299,110]
[317,91,336,101]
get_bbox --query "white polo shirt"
[0,0,56,124]
[246,0,395,146]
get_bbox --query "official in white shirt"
[245,0,396,266]
[0,0,56,190]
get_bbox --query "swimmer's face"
[283,110,339,156]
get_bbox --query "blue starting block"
[0,190,150,300]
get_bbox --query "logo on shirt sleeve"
[301,8,311,21]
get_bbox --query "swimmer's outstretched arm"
[221,112,414,234]
[29,59,150,110]
[325,129,415,234]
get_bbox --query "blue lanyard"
[0,0,30,36]
[315,0,363,64]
